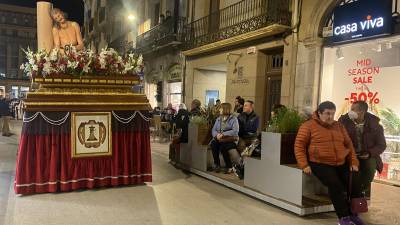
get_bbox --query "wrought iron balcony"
[183,0,291,51]
[136,17,186,54]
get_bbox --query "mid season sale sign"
[321,42,400,116]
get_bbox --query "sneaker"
[224,168,233,174]
[338,216,355,225]
[350,215,366,225]
[213,166,221,173]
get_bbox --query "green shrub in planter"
[267,108,305,134]
[190,116,208,125]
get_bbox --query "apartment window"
[154,3,160,26]
[87,10,92,19]
[89,18,94,32]
[0,44,5,76]
[99,7,106,23]
[13,17,17,24]
[96,0,101,9]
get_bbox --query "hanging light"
[359,46,365,55]
[373,44,382,52]
[336,47,344,60]
[386,42,392,49]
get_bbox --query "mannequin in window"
[51,8,84,53]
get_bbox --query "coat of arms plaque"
[71,112,112,158]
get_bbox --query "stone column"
[37,1,53,52]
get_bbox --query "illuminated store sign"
[332,0,392,43]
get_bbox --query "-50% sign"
[345,92,380,104]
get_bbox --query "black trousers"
[210,139,236,168]
[309,162,363,219]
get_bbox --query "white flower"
[20,64,25,70]
[42,61,52,75]
[137,55,143,65]
[32,64,38,71]
[58,64,66,73]
[83,64,90,73]
[117,56,122,64]
[29,58,35,65]
[99,58,106,69]
[49,49,58,61]
[67,60,78,69]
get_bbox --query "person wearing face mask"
[237,100,259,153]
[339,101,386,199]
[210,103,239,174]
[295,101,364,225]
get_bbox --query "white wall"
[192,69,227,106]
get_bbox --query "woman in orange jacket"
[295,101,364,225]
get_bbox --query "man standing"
[339,101,386,198]
[0,94,12,136]
[237,100,259,152]
[234,96,244,114]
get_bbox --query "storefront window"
[0,86,5,98]
[321,35,400,185]
[11,86,19,99]
[168,82,182,110]
[20,87,29,99]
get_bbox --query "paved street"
[0,121,399,225]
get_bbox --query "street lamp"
[127,14,135,21]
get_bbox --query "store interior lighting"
[336,47,344,60]
[373,43,382,52]
[359,46,365,55]
[386,42,392,49]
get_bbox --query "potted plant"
[266,108,305,165]
[190,115,212,145]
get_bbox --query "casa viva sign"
[334,16,384,36]
[332,0,392,43]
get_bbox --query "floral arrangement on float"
[19,46,144,80]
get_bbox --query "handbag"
[348,171,368,214]
[216,116,239,143]
[218,135,239,143]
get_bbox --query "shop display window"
[321,35,400,185]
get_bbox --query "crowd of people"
[155,96,260,173]
[158,97,386,225]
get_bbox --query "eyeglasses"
[321,111,335,117]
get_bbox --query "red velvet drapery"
[14,111,152,195]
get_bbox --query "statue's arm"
[72,22,84,50]
[52,27,61,49]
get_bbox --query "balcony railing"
[136,17,186,54]
[183,0,291,50]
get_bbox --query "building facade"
[0,4,36,99]
[135,0,187,109]
[83,0,138,53]
[182,0,294,128]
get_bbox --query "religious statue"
[50,8,84,53]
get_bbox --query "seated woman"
[210,103,239,174]
[295,101,364,225]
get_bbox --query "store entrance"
[263,49,283,129]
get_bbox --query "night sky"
[0,0,84,25]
